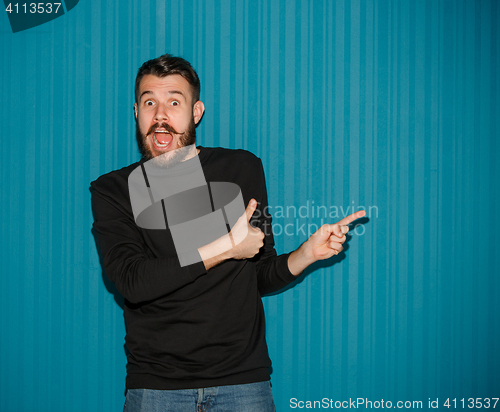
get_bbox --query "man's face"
[134,74,204,161]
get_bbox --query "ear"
[134,103,138,119]
[193,101,205,125]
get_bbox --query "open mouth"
[152,130,173,150]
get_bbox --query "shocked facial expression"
[134,74,204,160]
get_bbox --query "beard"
[136,118,197,168]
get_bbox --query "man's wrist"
[198,234,235,270]
[287,241,317,277]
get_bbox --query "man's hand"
[199,199,264,270]
[288,210,367,276]
[228,199,265,260]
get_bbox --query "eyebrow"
[139,90,186,101]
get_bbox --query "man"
[91,54,365,411]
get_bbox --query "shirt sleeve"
[252,159,297,295]
[90,176,207,305]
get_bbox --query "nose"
[154,102,169,122]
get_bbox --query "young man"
[91,54,365,411]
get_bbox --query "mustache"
[147,122,180,136]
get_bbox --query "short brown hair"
[135,54,200,105]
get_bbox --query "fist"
[229,199,265,260]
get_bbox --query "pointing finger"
[336,210,366,226]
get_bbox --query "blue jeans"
[123,381,276,412]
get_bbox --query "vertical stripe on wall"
[1,0,499,410]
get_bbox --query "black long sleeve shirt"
[90,146,296,390]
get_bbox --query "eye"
[171,100,180,107]
[145,100,155,107]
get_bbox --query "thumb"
[334,224,345,238]
[245,199,258,222]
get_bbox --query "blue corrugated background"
[1,0,499,411]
